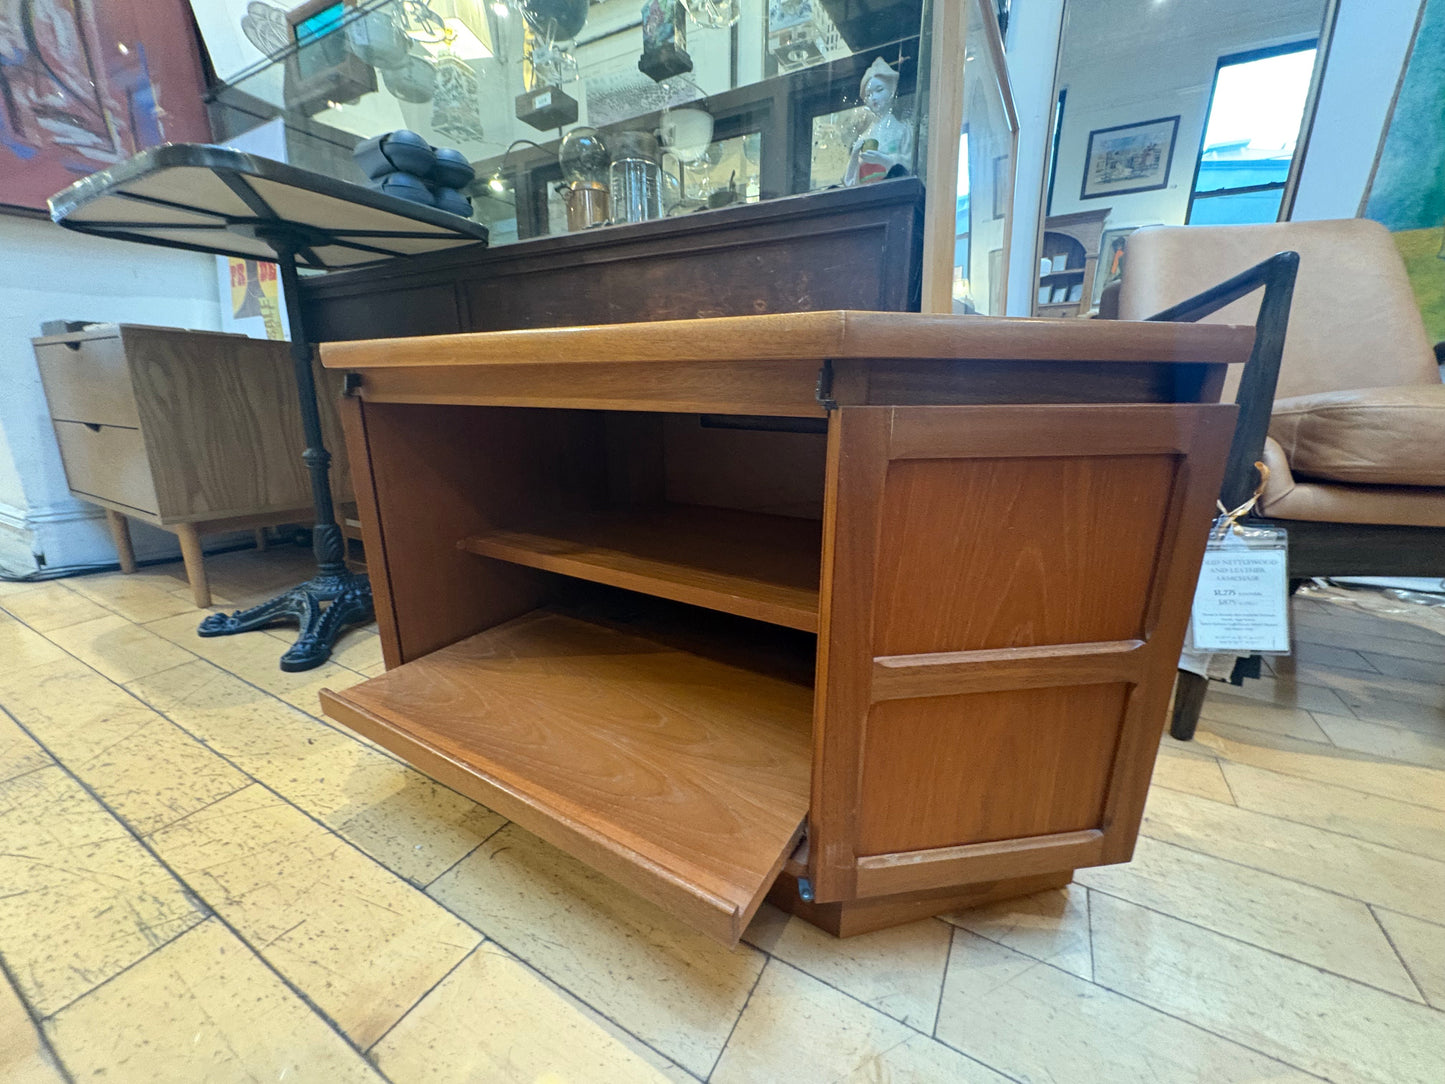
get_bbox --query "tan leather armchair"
[1114,218,1445,737]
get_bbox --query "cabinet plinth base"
[768,869,1073,938]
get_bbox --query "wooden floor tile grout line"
[1152,789,1445,863]
[119,637,427,782]
[1205,754,1445,816]
[1367,903,1434,1007]
[1083,878,1438,1006]
[363,940,486,1059]
[7,609,502,917]
[418,918,711,1082]
[1084,885,1096,982]
[0,758,59,789]
[702,958,769,1084]
[950,920,1335,1083]
[1137,824,1445,919]
[1195,714,1337,748]
[0,942,78,1084]
[1305,704,1445,745]
[930,915,957,1038]
[7,604,706,1081]
[421,822,510,892]
[0,703,401,1083]
[1197,737,1445,813]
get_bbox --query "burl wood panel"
[321,608,813,945]
[300,178,925,343]
[857,683,1129,854]
[871,454,1178,654]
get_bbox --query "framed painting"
[1080,116,1179,200]
[0,0,211,214]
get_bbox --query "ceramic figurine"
[844,57,913,186]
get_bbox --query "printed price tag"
[533,91,552,109]
[1187,526,1290,654]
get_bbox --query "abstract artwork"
[0,0,210,213]
[1362,0,1445,342]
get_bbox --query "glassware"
[609,130,663,224]
[682,0,740,29]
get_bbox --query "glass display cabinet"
[207,0,1014,313]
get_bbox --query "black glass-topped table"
[49,143,490,670]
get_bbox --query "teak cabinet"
[32,324,353,606]
[318,311,1252,944]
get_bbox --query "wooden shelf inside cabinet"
[459,505,822,632]
[319,608,814,945]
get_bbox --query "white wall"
[0,216,223,576]
[1003,0,1067,315]
[1001,0,1420,300]
[1046,0,1324,229]
[1291,0,1424,219]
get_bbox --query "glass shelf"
[207,0,933,248]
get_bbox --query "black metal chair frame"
[1138,251,1300,741]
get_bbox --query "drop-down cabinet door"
[809,403,1235,903]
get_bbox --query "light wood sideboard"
[33,324,352,605]
[317,310,1251,944]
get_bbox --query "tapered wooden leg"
[104,509,136,573]
[254,527,268,552]
[1170,669,1209,742]
[175,523,210,609]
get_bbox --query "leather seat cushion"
[1269,383,1445,486]
[1258,437,1445,527]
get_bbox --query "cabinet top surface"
[319,310,1255,371]
[31,323,259,347]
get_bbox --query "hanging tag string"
[1214,461,1270,537]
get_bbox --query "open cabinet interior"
[322,403,833,943]
[317,310,1251,945]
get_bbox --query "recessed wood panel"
[872,454,1179,655]
[856,683,1129,855]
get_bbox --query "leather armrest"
[1097,280,1121,320]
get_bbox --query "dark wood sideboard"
[298,179,925,340]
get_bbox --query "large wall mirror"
[1034,0,1337,316]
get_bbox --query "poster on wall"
[0,0,211,213]
[1361,0,1445,343]
[1080,116,1179,201]
[215,118,289,340]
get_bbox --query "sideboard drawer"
[52,421,158,515]
[34,336,142,428]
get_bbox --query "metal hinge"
[342,372,364,396]
[814,359,837,411]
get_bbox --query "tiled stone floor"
[1,546,1443,1082]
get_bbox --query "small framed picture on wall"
[1080,116,1180,200]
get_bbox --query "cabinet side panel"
[812,403,1235,901]
[358,403,608,662]
[124,328,354,522]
